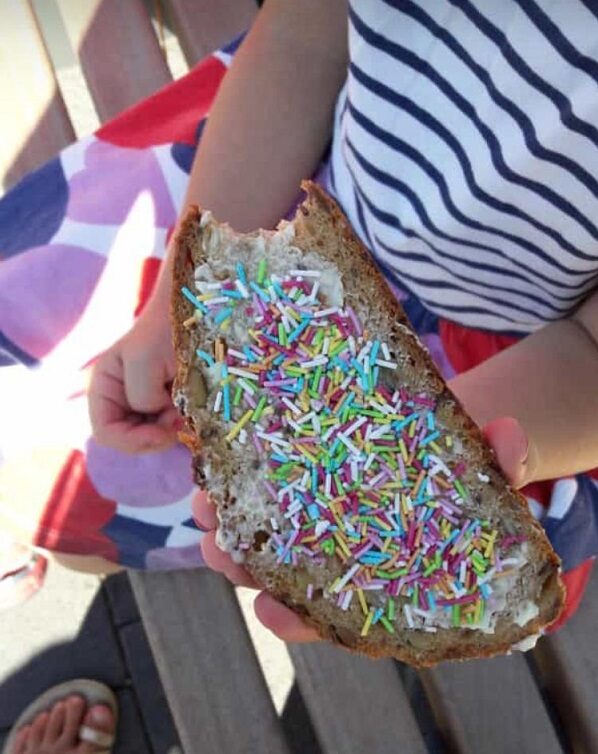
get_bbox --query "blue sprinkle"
[196,349,215,367]
[214,307,234,325]
[369,340,380,366]
[181,286,208,313]
[223,384,231,421]
[288,318,311,343]
[480,584,492,599]
[243,346,257,362]
[273,281,286,299]
[427,412,435,431]
[307,503,319,520]
[222,288,243,300]
[428,592,436,611]
[273,354,285,366]
[372,607,384,624]
[311,467,318,494]
[236,262,247,284]
[351,358,365,378]
[221,363,229,380]
[420,431,441,447]
[250,281,269,302]
[271,452,289,463]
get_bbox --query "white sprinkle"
[357,343,371,362]
[364,453,376,471]
[302,356,328,368]
[322,336,331,356]
[344,415,367,437]
[235,279,250,298]
[270,517,279,531]
[404,604,415,629]
[315,520,330,538]
[238,429,248,444]
[427,455,451,477]
[393,494,401,514]
[341,590,354,611]
[282,397,301,415]
[301,470,310,489]
[322,424,338,443]
[340,375,353,391]
[284,500,303,518]
[325,473,332,497]
[500,558,521,567]
[370,425,393,440]
[338,433,361,456]
[213,391,222,413]
[310,281,320,302]
[267,285,278,301]
[313,414,321,434]
[227,348,246,361]
[287,418,303,434]
[404,495,413,511]
[307,583,314,600]
[376,359,398,370]
[477,472,490,483]
[290,269,321,278]
[459,560,467,586]
[314,307,338,318]
[196,279,222,289]
[348,336,357,355]
[228,367,259,380]
[297,411,314,425]
[423,626,438,633]
[333,563,361,593]
[351,460,359,482]
[204,296,229,305]
[381,342,391,360]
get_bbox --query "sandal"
[2,679,118,754]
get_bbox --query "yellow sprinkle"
[357,589,368,616]
[225,409,253,442]
[360,609,375,637]
[198,293,215,301]
[296,444,318,465]
[409,420,417,438]
[333,532,352,559]
[429,441,443,455]
[446,435,453,448]
[484,531,497,558]
[374,516,392,531]
[382,537,392,553]
[399,439,408,462]
[328,577,341,593]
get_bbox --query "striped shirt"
[327,0,598,333]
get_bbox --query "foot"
[11,695,116,754]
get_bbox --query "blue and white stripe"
[328,0,598,332]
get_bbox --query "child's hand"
[193,414,531,644]
[88,305,180,453]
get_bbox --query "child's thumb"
[124,358,172,414]
[482,416,533,489]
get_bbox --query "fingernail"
[89,706,111,725]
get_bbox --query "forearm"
[450,307,598,484]
[148,0,348,316]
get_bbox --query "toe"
[77,704,115,753]
[11,725,31,754]
[27,711,49,749]
[59,696,86,747]
[43,701,65,746]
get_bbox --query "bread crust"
[171,182,564,666]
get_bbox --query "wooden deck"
[2,2,597,752]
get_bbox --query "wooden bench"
[2,2,597,752]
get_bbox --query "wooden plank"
[56,0,172,122]
[0,0,74,190]
[420,654,564,754]
[533,570,598,754]
[129,569,291,754]
[166,0,258,67]
[289,644,428,754]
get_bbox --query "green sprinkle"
[412,584,419,607]
[387,598,395,621]
[233,384,243,406]
[380,616,395,634]
[452,605,461,627]
[251,395,267,421]
[278,323,288,347]
[454,482,468,500]
[257,258,267,285]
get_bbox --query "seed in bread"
[171,181,564,666]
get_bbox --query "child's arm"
[89,0,348,453]
[450,290,598,487]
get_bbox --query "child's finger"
[254,591,321,643]
[192,491,217,530]
[200,531,259,588]
[483,416,530,488]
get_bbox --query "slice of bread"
[172,181,564,666]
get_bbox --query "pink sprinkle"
[346,306,363,336]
